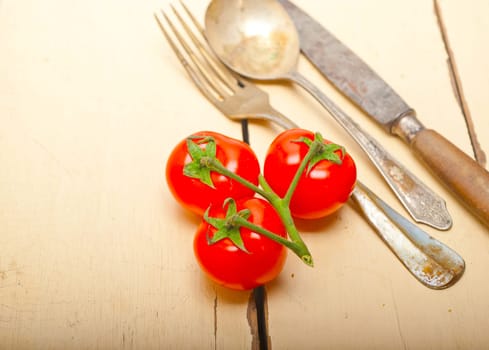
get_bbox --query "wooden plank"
[0,0,252,348]
[265,0,489,348]
[1,0,489,348]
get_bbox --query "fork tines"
[154,2,240,104]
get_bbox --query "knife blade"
[279,0,489,228]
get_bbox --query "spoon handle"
[261,105,465,289]
[287,70,452,230]
[351,181,464,289]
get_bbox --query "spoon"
[204,0,452,231]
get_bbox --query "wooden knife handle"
[411,128,489,228]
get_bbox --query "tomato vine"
[166,129,357,289]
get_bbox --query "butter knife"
[279,0,489,229]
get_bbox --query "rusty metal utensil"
[154,2,465,289]
[279,0,489,229]
[203,0,452,231]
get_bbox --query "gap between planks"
[433,0,487,167]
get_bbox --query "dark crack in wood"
[241,119,270,350]
[433,0,487,167]
[247,286,270,350]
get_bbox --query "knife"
[279,0,489,229]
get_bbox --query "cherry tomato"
[264,129,357,219]
[166,131,260,215]
[194,197,288,290]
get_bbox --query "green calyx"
[294,132,345,174]
[203,198,250,253]
[183,136,221,188]
[203,197,313,266]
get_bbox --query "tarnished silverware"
[204,0,452,231]
[154,2,465,289]
[279,0,489,229]
[155,3,295,130]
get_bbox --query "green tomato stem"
[200,140,323,268]
[233,216,313,266]
[282,140,323,206]
[258,176,306,243]
[204,157,269,199]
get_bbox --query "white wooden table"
[1,0,488,348]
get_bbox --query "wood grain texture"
[437,0,489,168]
[1,0,488,349]
[433,0,487,167]
[265,0,489,349]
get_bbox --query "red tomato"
[264,129,357,219]
[194,197,288,290]
[166,131,260,215]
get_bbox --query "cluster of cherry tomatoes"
[166,129,357,290]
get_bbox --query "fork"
[154,2,465,289]
[155,3,296,131]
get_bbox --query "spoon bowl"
[205,0,299,80]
